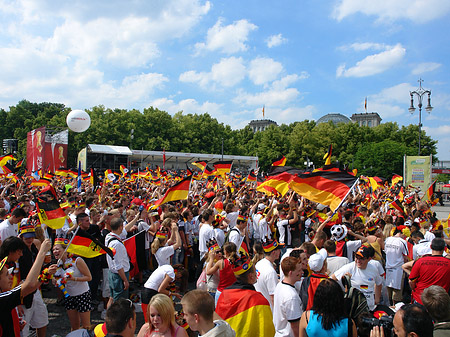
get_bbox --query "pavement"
[431,201,450,220]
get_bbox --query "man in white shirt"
[324,240,349,275]
[199,209,215,260]
[105,218,130,307]
[332,246,382,311]
[384,225,409,304]
[273,256,303,337]
[255,238,281,311]
[0,207,26,244]
[228,214,247,255]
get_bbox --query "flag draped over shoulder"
[123,230,146,278]
[67,229,115,258]
[271,155,286,167]
[151,176,192,208]
[215,286,275,337]
[36,186,67,229]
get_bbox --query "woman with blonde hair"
[137,294,188,337]
[151,221,182,267]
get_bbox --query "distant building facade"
[350,112,382,127]
[316,113,351,125]
[248,119,278,133]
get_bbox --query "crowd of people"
[0,171,450,337]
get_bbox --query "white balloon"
[66,109,91,132]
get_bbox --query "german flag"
[203,165,215,178]
[323,145,332,166]
[0,162,14,175]
[397,186,404,202]
[67,169,78,178]
[104,169,116,183]
[31,177,52,187]
[271,155,286,167]
[256,172,292,197]
[390,199,405,215]
[191,161,207,171]
[14,159,24,170]
[55,168,68,177]
[423,180,439,206]
[289,170,358,211]
[123,230,146,278]
[391,174,403,187]
[90,168,100,192]
[36,186,66,229]
[215,286,275,336]
[246,170,257,182]
[0,154,15,167]
[213,161,232,177]
[152,176,192,208]
[67,229,115,258]
[120,165,129,177]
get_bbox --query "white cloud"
[266,34,287,48]
[194,18,257,54]
[336,44,405,77]
[332,0,450,23]
[233,74,301,107]
[179,57,246,89]
[248,58,283,85]
[340,42,388,51]
[412,62,441,75]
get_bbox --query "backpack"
[106,236,134,272]
[224,227,240,244]
[341,274,369,321]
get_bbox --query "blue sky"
[1,0,449,160]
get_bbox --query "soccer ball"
[331,224,347,241]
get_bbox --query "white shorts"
[101,268,110,298]
[23,290,49,331]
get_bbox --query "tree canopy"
[0,100,438,178]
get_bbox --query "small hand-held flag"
[323,145,332,166]
[77,161,82,192]
[271,155,286,167]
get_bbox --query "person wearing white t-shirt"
[273,256,303,337]
[255,239,281,311]
[199,209,215,260]
[0,207,26,243]
[323,240,349,275]
[384,226,409,304]
[332,246,382,311]
[228,215,247,255]
[152,222,182,266]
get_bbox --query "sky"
[1,0,449,160]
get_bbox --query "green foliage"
[0,100,440,175]
[435,174,450,184]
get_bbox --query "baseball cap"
[355,246,373,259]
[308,248,327,272]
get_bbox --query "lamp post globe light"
[409,78,433,156]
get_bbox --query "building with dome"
[316,113,351,125]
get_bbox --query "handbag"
[196,268,207,290]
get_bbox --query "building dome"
[316,113,351,125]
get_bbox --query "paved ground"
[44,281,146,337]
[432,201,450,220]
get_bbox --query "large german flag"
[67,229,114,258]
[203,165,215,178]
[191,161,207,171]
[391,174,403,187]
[271,155,286,167]
[0,154,15,167]
[90,168,100,192]
[36,186,66,229]
[31,177,52,187]
[423,180,439,206]
[215,286,274,336]
[289,170,358,211]
[123,230,146,278]
[213,161,232,177]
[55,167,68,177]
[256,172,292,197]
[152,176,192,207]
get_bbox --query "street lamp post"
[409,78,433,156]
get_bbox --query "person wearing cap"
[254,238,281,311]
[409,238,450,305]
[299,248,329,311]
[18,223,50,337]
[384,225,409,305]
[332,246,382,311]
[0,238,54,337]
[228,214,249,256]
[215,254,275,337]
[273,256,303,337]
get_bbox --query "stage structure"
[78,144,258,172]
[27,127,69,173]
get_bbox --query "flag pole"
[57,226,80,265]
